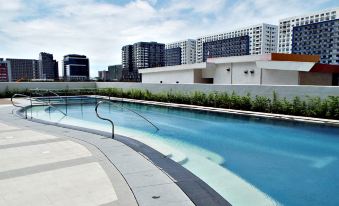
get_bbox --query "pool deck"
[0,102,230,206]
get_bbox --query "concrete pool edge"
[96,95,339,127]
[15,107,232,206]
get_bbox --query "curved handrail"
[95,101,115,139]
[30,89,66,104]
[11,94,67,116]
[98,100,159,131]
[11,94,28,109]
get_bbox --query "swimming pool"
[25,97,339,206]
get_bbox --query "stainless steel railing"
[95,101,115,139]
[95,100,160,138]
[30,89,66,104]
[11,94,67,118]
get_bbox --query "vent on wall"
[244,70,249,74]
[226,68,231,72]
[250,69,255,74]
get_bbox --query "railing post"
[65,89,68,115]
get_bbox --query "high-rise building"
[203,36,250,62]
[292,19,339,64]
[38,52,59,80]
[0,59,10,82]
[165,47,181,66]
[133,42,165,69]
[278,8,339,54]
[121,45,137,81]
[121,42,165,82]
[63,54,89,81]
[165,39,196,66]
[196,23,278,63]
[98,70,110,81]
[6,58,38,81]
[108,65,122,81]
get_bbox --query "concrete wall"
[232,62,261,84]
[0,82,96,93]
[142,69,194,84]
[96,82,339,99]
[1,81,338,100]
[262,70,299,85]
[212,63,232,84]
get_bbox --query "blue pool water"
[27,98,339,206]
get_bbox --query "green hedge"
[2,87,338,120]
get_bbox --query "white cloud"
[0,0,337,77]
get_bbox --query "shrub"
[252,95,271,112]
[2,87,338,120]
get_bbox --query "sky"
[0,0,338,77]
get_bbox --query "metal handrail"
[95,101,115,139]
[11,94,29,119]
[30,89,66,104]
[11,94,67,117]
[96,100,159,132]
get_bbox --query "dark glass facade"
[63,54,89,81]
[202,36,250,62]
[292,19,339,64]
[121,45,139,81]
[6,59,38,81]
[165,47,181,66]
[108,65,122,81]
[39,52,59,80]
[0,62,8,82]
[121,42,165,82]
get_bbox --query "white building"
[139,53,338,86]
[165,39,196,65]
[278,7,339,53]
[196,23,278,63]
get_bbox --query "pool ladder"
[11,94,67,119]
[95,100,159,139]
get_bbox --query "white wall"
[231,62,261,84]
[213,63,232,84]
[96,82,339,100]
[142,70,195,84]
[262,70,299,85]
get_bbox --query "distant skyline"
[0,0,338,77]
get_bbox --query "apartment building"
[108,65,122,81]
[5,58,38,81]
[165,39,196,66]
[196,23,278,63]
[121,42,165,82]
[278,8,339,54]
[38,52,59,80]
[292,19,339,64]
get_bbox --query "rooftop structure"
[139,53,339,86]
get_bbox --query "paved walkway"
[0,104,196,206]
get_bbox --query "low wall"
[96,82,339,99]
[1,82,338,100]
[0,82,96,93]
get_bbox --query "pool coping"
[94,95,339,127]
[15,106,231,206]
